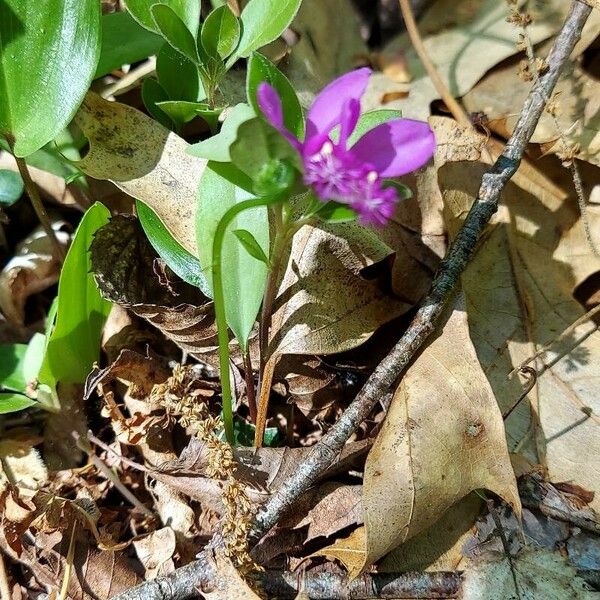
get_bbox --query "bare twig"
[110,3,592,599]
[398,0,471,127]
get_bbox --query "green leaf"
[196,164,269,348]
[228,0,302,65]
[136,200,210,295]
[142,78,174,129]
[247,52,303,137]
[156,101,223,131]
[384,180,413,200]
[157,43,205,102]
[313,200,358,224]
[38,203,112,398]
[229,117,300,184]
[124,0,200,37]
[232,229,270,265]
[0,0,101,157]
[188,103,255,162]
[0,169,23,206]
[151,4,198,62]
[347,109,402,147]
[0,343,27,391]
[201,5,240,59]
[96,11,163,78]
[228,415,279,447]
[0,393,36,414]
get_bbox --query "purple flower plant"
[256,67,436,225]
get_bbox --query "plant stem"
[212,195,284,444]
[14,156,65,262]
[243,347,257,423]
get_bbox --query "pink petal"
[350,119,435,177]
[306,68,371,139]
[257,82,301,150]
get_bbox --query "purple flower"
[256,67,435,225]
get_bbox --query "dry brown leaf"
[312,526,367,579]
[268,222,407,358]
[441,159,600,511]
[463,42,600,166]
[362,0,572,120]
[0,435,47,494]
[461,550,597,600]
[132,527,176,579]
[201,551,262,599]
[362,297,521,570]
[74,92,206,256]
[0,221,70,324]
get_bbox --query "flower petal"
[339,98,361,149]
[257,82,301,150]
[350,119,435,177]
[306,68,371,139]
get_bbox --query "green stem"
[212,194,284,444]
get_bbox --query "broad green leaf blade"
[0,344,27,391]
[142,78,174,129]
[0,169,24,206]
[0,0,101,157]
[124,0,200,36]
[228,0,302,64]
[232,229,270,265]
[157,43,205,102]
[201,5,240,59]
[188,103,255,162]
[136,199,210,295]
[247,52,303,137]
[196,164,269,347]
[314,201,357,224]
[348,109,403,147]
[151,4,198,62]
[0,334,47,393]
[0,393,36,414]
[95,11,163,78]
[156,101,222,131]
[38,203,112,394]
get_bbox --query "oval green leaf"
[125,0,200,37]
[0,393,37,414]
[196,164,269,348]
[0,0,101,157]
[201,5,240,59]
[228,0,302,64]
[232,229,270,265]
[151,4,198,62]
[0,169,24,206]
[247,52,303,137]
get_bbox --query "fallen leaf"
[74,92,206,256]
[461,550,597,600]
[363,0,573,120]
[0,435,47,493]
[463,39,600,166]
[201,551,262,599]
[362,296,520,570]
[441,158,600,511]
[311,526,367,580]
[0,221,70,324]
[132,527,176,579]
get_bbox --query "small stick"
[398,0,471,128]
[0,552,11,600]
[14,156,65,262]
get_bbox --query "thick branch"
[110,3,592,599]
